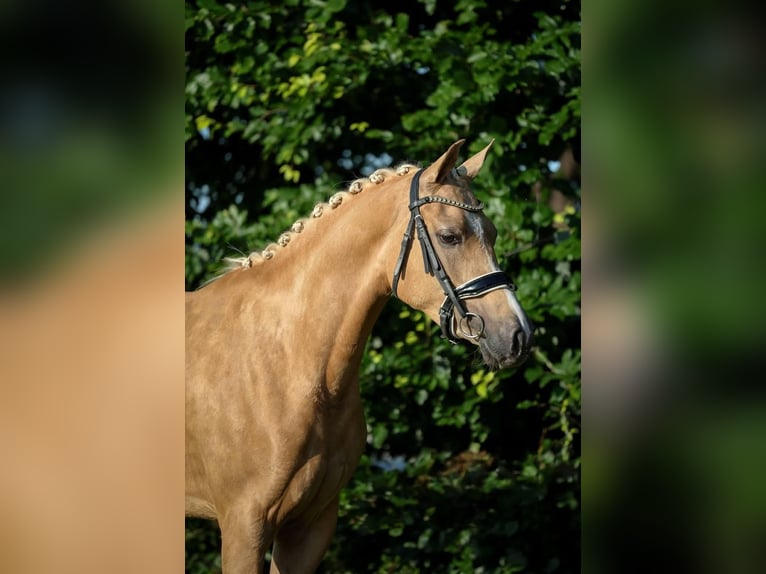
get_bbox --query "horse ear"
[423,139,466,184]
[457,139,495,179]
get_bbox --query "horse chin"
[478,340,531,371]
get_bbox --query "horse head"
[389,140,533,369]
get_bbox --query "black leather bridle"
[391,168,517,344]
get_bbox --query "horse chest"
[276,456,340,518]
[273,408,366,524]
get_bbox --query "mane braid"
[217,163,419,277]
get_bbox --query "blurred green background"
[185,0,581,572]
[0,2,180,287]
[585,1,766,573]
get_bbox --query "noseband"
[391,168,516,344]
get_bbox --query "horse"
[185,139,533,573]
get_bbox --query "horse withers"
[185,140,533,573]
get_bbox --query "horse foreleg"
[270,497,339,574]
[219,508,271,574]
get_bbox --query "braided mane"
[220,163,420,274]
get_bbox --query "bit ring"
[458,312,485,341]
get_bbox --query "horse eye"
[438,232,461,246]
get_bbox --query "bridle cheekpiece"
[391,168,516,344]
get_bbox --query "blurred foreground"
[0,2,184,573]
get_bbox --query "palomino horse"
[186,140,533,573]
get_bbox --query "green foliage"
[185,0,580,571]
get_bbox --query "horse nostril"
[511,328,528,358]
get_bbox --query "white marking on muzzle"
[469,210,533,338]
[504,288,533,337]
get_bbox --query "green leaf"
[371,424,389,449]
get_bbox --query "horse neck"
[295,197,394,383]
[212,183,405,394]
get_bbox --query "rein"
[392,168,516,344]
